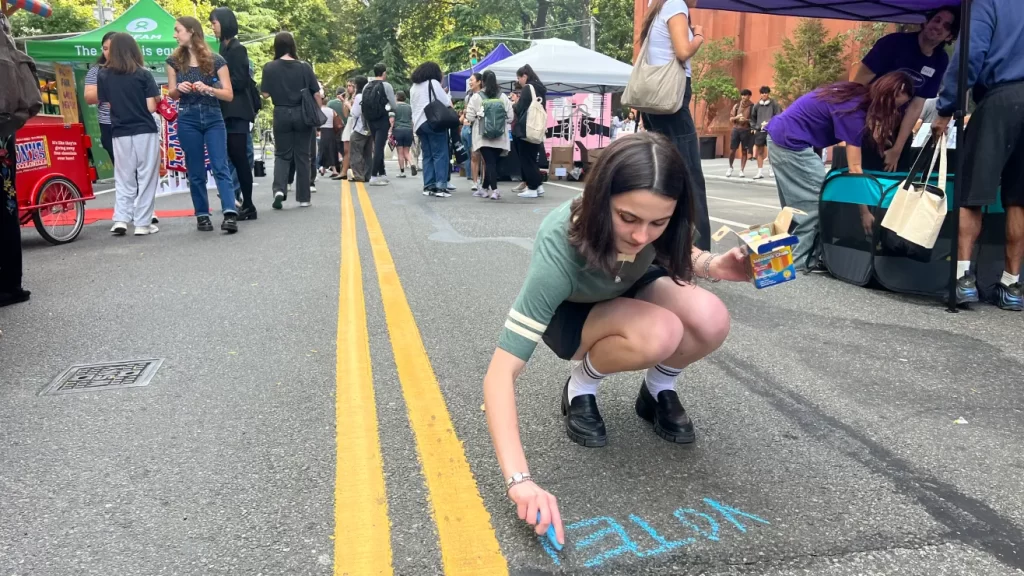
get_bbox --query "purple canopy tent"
[695,0,971,311]
[447,44,515,99]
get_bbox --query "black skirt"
[318,129,339,170]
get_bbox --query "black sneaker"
[221,213,238,233]
[635,381,696,445]
[957,273,980,305]
[272,191,284,210]
[993,282,1024,311]
[411,166,418,177]
[197,215,214,232]
[560,378,607,447]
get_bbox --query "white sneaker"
[110,222,128,235]
[726,168,734,177]
[423,188,432,196]
[739,170,746,178]
[134,224,159,235]
[513,182,527,192]
[518,189,539,198]
[347,169,354,180]
[446,183,456,192]
[538,185,545,196]
[754,170,765,180]
[471,181,479,191]
[370,178,387,187]
[769,168,775,178]
[299,202,312,207]
[436,191,452,198]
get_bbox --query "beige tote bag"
[881,133,948,249]
[621,21,687,115]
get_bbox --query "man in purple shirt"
[854,6,958,171]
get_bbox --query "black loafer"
[0,288,31,308]
[635,381,696,445]
[237,207,258,221]
[221,214,238,233]
[197,215,214,232]
[560,378,607,447]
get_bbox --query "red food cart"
[15,114,96,244]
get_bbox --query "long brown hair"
[104,32,144,74]
[817,71,914,151]
[172,16,215,77]
[569,131,694,281]
[640,0,672,44]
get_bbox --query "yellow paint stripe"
[335,181,393,576]
[356,183,509,576]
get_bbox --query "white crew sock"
[1001,271,1019,287]
[645,364,682,396]
[568,353,606,402]
[957,261,971,279]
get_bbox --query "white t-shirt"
[410,79,451,132]
[647,0,692,77]
[320,105,336,129]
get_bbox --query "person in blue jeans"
[409,62,453,197]
[166,16,239,233]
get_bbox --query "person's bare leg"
[341,142,351,179]
[740,149,749,172]
[1006,206,1024,276]
[958,207,983,261]
[635,278,730,370]
[728,146,738,169]
[756,147,766,169]
[573,298,683,373]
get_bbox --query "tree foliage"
[690,37,743,134]
[772,19,848,105]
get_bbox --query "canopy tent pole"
[946,0,972,313]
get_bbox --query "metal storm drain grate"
[40,359,164,396]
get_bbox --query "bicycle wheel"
[32,177,85,245]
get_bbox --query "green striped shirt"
[499,200,657,362]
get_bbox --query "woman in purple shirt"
[765,71,914,270]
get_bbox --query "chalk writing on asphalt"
[540,498,770,568]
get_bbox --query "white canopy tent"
[483,38,634,94]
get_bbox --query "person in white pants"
[113,134,160,232]
[97,32,162,236]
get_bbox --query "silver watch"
[505,472,532,491]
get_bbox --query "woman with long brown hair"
[483,132,752,543]
[766,71,914,270]
[635,0,710,250]
[165,16,238,234]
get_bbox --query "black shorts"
[753,131,768,148]
[961,82,1024,208]
[730,128,753,152]
[393,128,414,147]
[541,266,671,361]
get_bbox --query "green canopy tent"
[24,0,218,63]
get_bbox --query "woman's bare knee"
[684,291,730,353]
[633,308,684,364]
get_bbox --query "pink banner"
[543,94,612,161]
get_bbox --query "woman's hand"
[508,481,564,546]
[709,247,752,282]
[692,24,704,37]
[191,81,210,95]
[177,81,193,94]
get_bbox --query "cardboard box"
[550,162,574,180]
[549,146,574,166]
[711,208,805,289]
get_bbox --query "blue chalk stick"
[537,511,563,551]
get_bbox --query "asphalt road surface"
[2,160,1023,576]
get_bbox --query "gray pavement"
[2,160,1023,576]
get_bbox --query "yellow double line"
[336,181,508,576]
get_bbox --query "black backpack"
[362,80,389,122]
